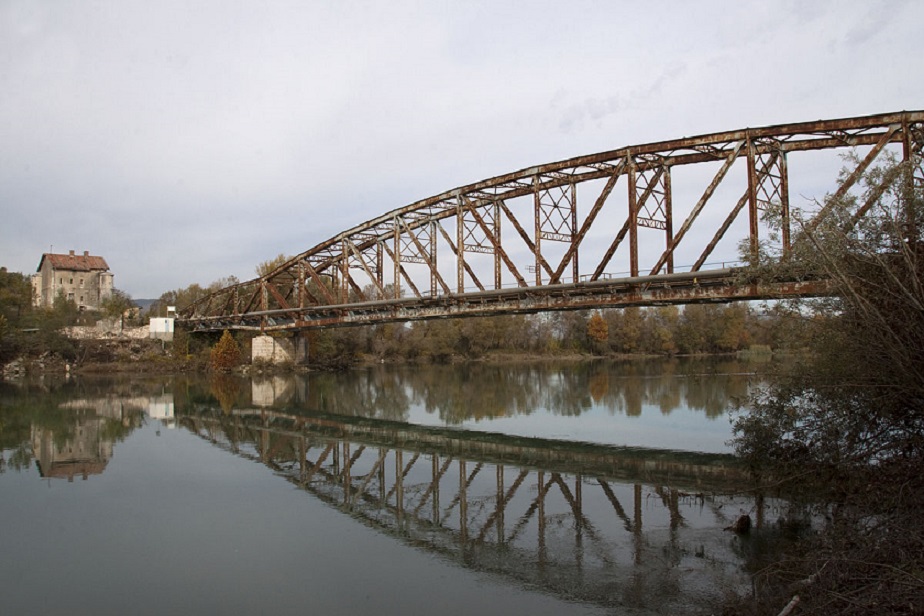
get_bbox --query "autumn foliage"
[586,312,608,353]
[209,330,242,372]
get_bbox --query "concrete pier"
[251,335,308,366]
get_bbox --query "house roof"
[37,252,110,273]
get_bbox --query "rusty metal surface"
[179,110,923,332]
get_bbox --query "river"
[0,357,797,615]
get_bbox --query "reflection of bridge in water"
[181,407,769,611]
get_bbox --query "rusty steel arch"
[180,110,924,332]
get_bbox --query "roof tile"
[39,253,110,272]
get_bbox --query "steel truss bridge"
[181,406,768,610]
[181,111,924,332]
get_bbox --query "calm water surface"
[0,358,789,615]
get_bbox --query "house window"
[69,278,73,284]
[79,295,84,303]
[59,278,63,284]
[80,278,84,287]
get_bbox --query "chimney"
[84,251,89,257]
[69,250,75,256]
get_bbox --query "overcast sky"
[2,0,922,298]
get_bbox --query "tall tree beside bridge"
[732,154,924,614]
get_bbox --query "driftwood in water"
[724,513,751,534]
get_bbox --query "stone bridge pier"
[251,334,309,366]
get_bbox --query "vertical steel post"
[340,240,349,303]
[780,150,791,255]
[430,220,437,297]
[376,242,384,296]
[628,157,639,277]
[534,177,542,286]
[457,198,465,293]
[902,117,919,245]
[260,282,268,332]
[393,217,401,300]
[664,166,674,274]
[494,200,502,290]
[570,183,579,283]
[746,135,760,260]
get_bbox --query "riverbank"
[2,337,769,380]
[2,337,173,377]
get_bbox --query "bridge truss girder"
[181,110,924,332]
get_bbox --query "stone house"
[32,250,114,311]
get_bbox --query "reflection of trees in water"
[305,367,412,422]
[396,358,754,423]
[175,358,758,425]
[587,359,752,419]
[209,374,243,413]
[410,364,548,423]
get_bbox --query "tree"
[255,253,291,277]
[417,319,459,362]
[147,276,241,318]
[0,268,32,324]
[47,292,79,328]
[716,304,750,352]
[100,289,135,324]
[0,269,33,362]
[732,153,924,614]
[148,283,205,317]
[736,153,924,470]
[586,312,608,354]
[209,330,243,371]
[606,307,644,353]
[552,311,590,352]
[647,306,679,354]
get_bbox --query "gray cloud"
[1,0,922,298]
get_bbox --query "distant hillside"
[133,298,158,311]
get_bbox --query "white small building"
[149,317,174,341]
